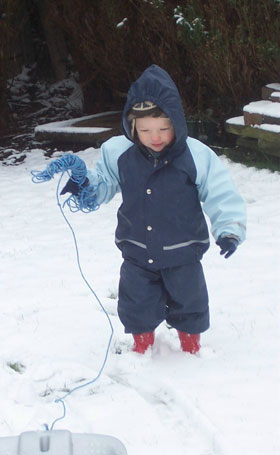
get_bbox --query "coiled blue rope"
[31,153,87,184]
[31,154,113,430]
[31,153,105,213]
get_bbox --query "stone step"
[262,83,280,100]
[270,92,280,102]
[243,100,280,126]
[225,116,280,157]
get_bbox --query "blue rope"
[31,154,87,184]
[31,155,114,430]
[47,174,114,431]
[31,154,104,213]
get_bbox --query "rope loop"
[31,154,102,212]
[31,154,87,185]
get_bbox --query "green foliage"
[174,5,207,46]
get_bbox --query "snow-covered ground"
[0,147,279,455]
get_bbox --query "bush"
[47,0,279,119]
[47,0,183,111]
[0,0,279,125]
[0,0,40,130]
[175,0,280,115]
[0,0,23,130]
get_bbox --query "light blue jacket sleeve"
[86,135,133,205]
[187,137,246,243]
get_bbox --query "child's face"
[135,116,175,152]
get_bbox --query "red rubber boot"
[132,332,155,354]
[177,330,200,354]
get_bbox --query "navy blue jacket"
[87,65,246,269]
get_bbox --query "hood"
[122,65,188,152]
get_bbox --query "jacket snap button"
[164,160,168,164]
[147,225,152,231]
[148,259,154,264]
[146,189,152,194]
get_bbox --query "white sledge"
[0,430,127,455]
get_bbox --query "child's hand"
[60,177,89,196]
[216,235,239,259]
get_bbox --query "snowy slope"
[0,147,279,455]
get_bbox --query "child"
[61,65,246,354]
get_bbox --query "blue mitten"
[216,235,239,259]
[60,177,89,196]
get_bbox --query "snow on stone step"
[243,100,280,126]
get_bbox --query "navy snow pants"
[118,259,209,334]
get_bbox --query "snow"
[226,115,280,133]
[36,124,112,135]
[116,18,128,28]
[7,67,85,124]
[257,123,280,133]
[266,83,280,91]
[226,116,244,125]
[0,147,280,455]
[34,113,121,135]
[243,100,280,118]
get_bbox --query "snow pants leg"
[118,260,209,334]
